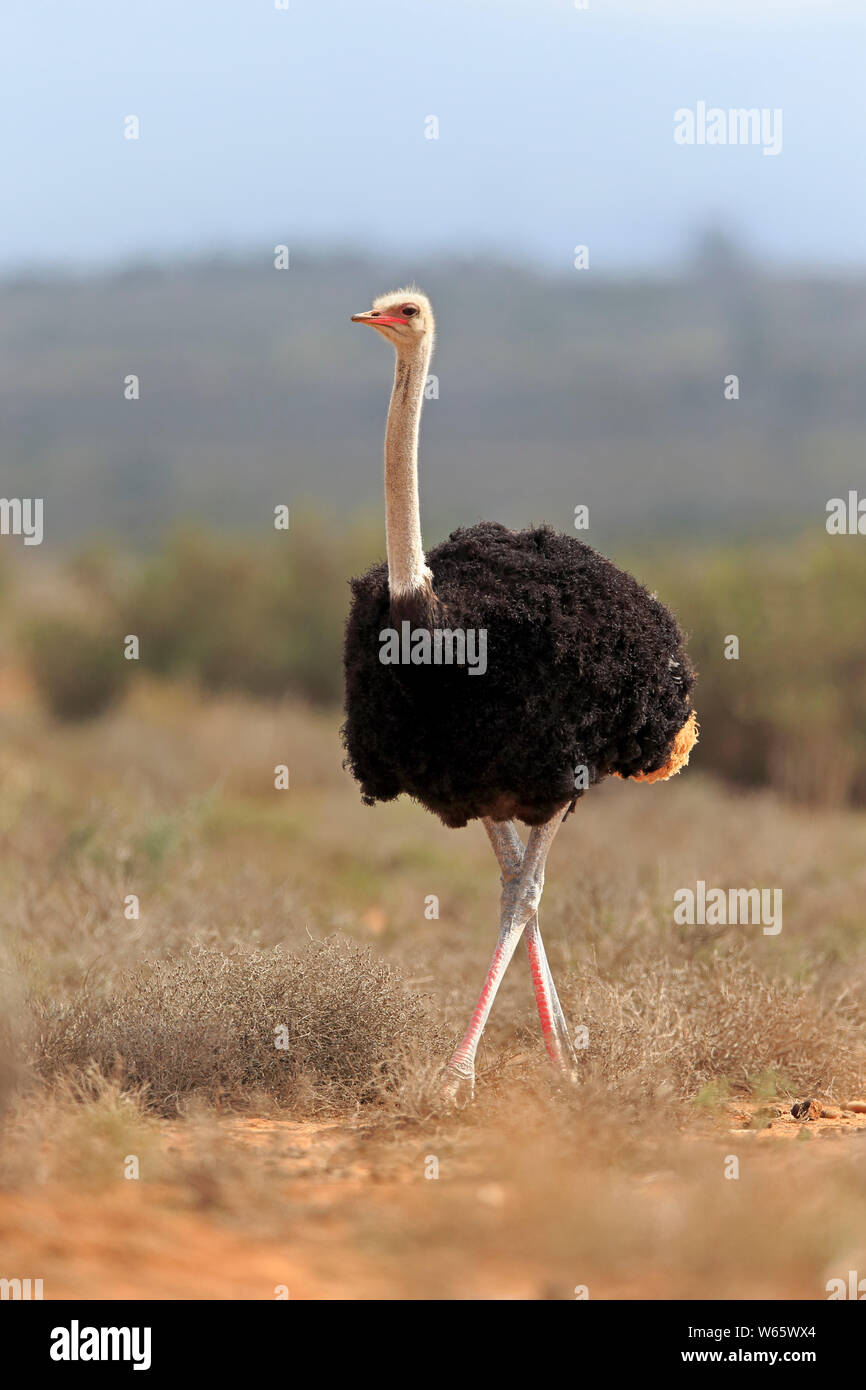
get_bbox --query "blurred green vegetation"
[11,513,380,714]
[3,255,866,546]
[638,534,866,807]
[6,517,865,807]
[25,614,130,722]
[123,518,378,705]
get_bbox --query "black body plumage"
[342,522,695,829]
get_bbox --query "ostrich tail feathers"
[627,709,699,784]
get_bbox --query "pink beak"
[351,310,406,326]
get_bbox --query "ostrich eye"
[401,304,419,317]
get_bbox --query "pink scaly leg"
[483,818,576,1073]
[442,808,568,1103]
[526,919,574,1071]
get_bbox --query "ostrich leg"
[483,818,575,1073]
[442,807,568,1102]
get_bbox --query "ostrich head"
[351,288,434,354]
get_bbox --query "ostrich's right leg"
[483,819,575,1073]
[442,810,567,1102]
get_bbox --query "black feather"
[342,522,695,828]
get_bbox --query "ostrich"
[343,288,698,1101]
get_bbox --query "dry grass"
[564,954,866,1101]
[29,940,448,1116]
[21,939,864,1131]
[3,679,866,1112]
[2,677,866,1297]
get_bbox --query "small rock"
[791,1099,823,1121]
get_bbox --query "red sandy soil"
[729,1099,866,1139]
[2,1103,866,1300]
[0,1118,546,1300]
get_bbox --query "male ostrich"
[343,288,698,1101]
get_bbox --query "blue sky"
[3,0,864,272]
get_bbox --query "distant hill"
[2,253,864,551]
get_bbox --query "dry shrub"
[0,970,30,1119]
[30,939,448,1115]
[567,950,866,1100]
[0,1022,24,1120]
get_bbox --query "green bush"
[125,515,380,706]
[16,521,866,806]
[631,533,866,805]
[26,614,129,722]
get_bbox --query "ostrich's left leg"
[442,808,567,1101]
[483,819,575,1073]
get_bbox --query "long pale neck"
[384,344,432,598]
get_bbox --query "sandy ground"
[729,1099,866,1139]
[3,687,866,1301]
[2,1101,866,1301]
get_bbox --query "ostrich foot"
[440,1061,475,1107]
[550,1061,580,1091]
